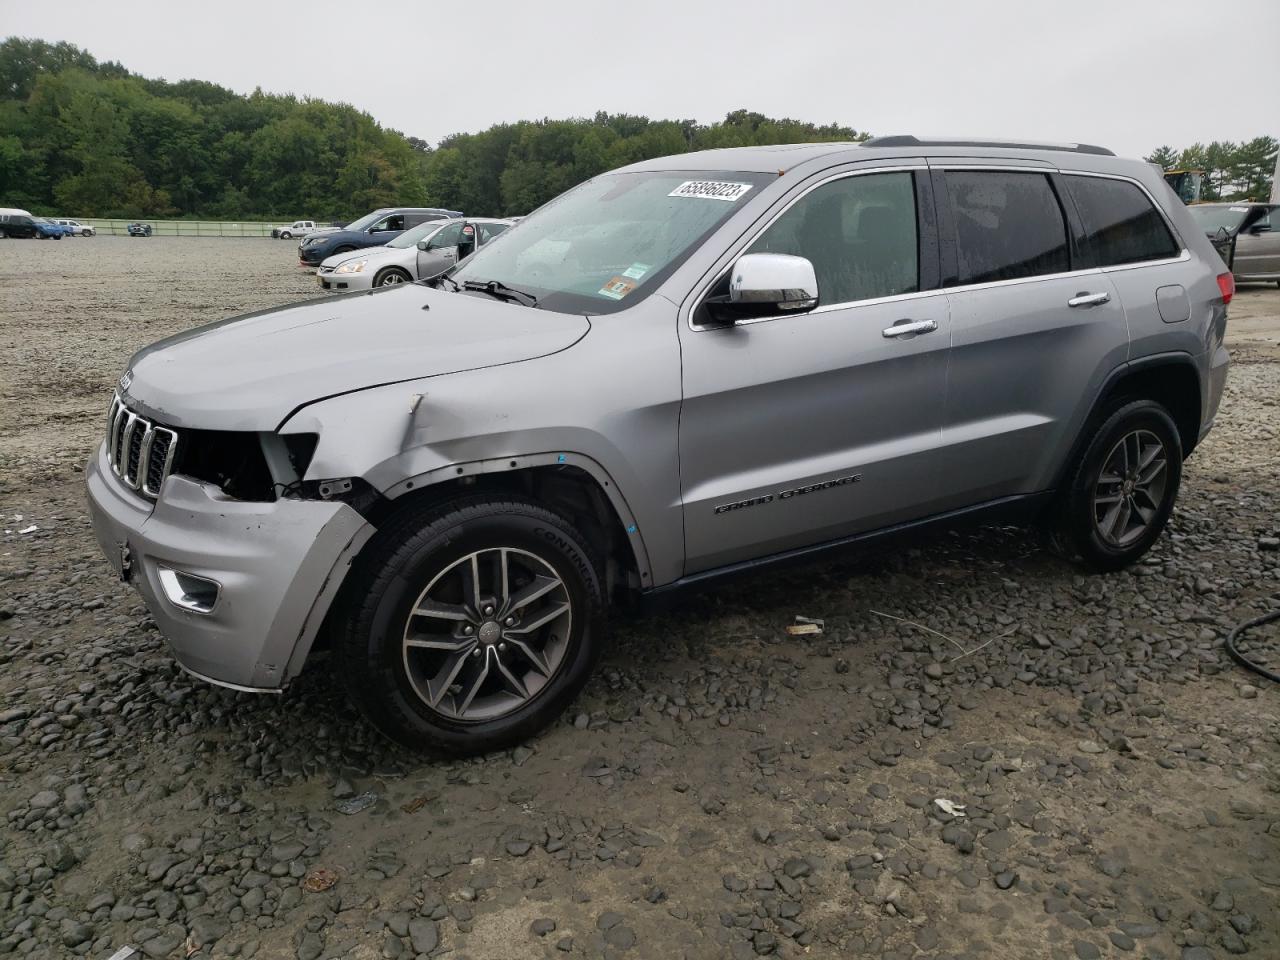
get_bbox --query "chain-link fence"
[82,219,302,237]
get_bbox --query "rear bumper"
[85,442,373,691]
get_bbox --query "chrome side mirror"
[730,253,819,311]
[705,253,819,324]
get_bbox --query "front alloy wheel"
[334,496,606,755]
[402,547,571,721]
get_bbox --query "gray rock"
[407,918,438,954]
[531,918,556,936]
[59,920,93,947]
[782,857,812,879]
[1109,931,1135,952]
[296,931,323,960]
[605,925,637,950]
[190,915,230,946]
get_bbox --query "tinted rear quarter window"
[1064,175,1180,266]
[945,171,1070,285]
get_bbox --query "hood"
[320,245,401,271]
[306,228,376,249]
[122,285,590,431]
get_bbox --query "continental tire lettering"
[532,526,592,581]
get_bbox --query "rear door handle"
[1068,291,1111,308]
[882,318,938,338]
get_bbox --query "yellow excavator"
[1162,169,1208,204]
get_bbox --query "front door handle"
[882,318,938,338]
[1068,291,1111,308]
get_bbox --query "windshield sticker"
[1229,206,1249,212]
[668,180,754,202]
[598,276,638,300]
[622,263,651,280]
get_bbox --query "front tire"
[333,496,606,756]
[374,267,411,287]
[1052,399,1182,572]
[281,232,292,239]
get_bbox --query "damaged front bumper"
[85,442,373,691]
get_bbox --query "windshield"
[388,219,451,249]
[1187,205,1251,235]
[450,170,772,314]
[342,210,388,233]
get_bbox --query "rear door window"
[1064,175,1180,266]
[945,171,1070,285]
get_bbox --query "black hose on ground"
[1224,606,1280,683]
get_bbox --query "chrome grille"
[105,394,179,498]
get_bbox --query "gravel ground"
[1,237,1277,960]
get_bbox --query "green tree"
[1145,145,1177,169]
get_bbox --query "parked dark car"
[0,212,38,239]
[128,223,153,237]
[297,207,461,266]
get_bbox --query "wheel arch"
[374,265,412,285]
[296,453,649,676]
[374,453,653,599]
[1055,352,1203,490]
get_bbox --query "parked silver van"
[86,137,1232,755]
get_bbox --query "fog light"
[157,567,221,614]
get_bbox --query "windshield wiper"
[423,272,461,291]
[461,278,538,308]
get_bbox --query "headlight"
[304,237,325,246]
[334,260,367,275]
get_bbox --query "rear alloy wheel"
[376,268,411,287]
[334,496,606,755]
[1091,429,1169,549]
[1052,399,1182,572]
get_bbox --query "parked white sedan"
[315,217,514,292]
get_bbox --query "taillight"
[1216,272,1234,306]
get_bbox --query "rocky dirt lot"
[0,238,1277,960]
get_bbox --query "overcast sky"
[3,0,1277,159]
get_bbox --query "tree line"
[1145,140,1277,202]
[2,38,1273,221]
[0,38,866,221]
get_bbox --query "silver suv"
[86,137,1233,755]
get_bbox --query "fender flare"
[381,450,655,587]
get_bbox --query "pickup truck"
[271,220,339,240]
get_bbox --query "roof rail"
[862,135,1115,157]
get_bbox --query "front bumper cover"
[85,442,373,691]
